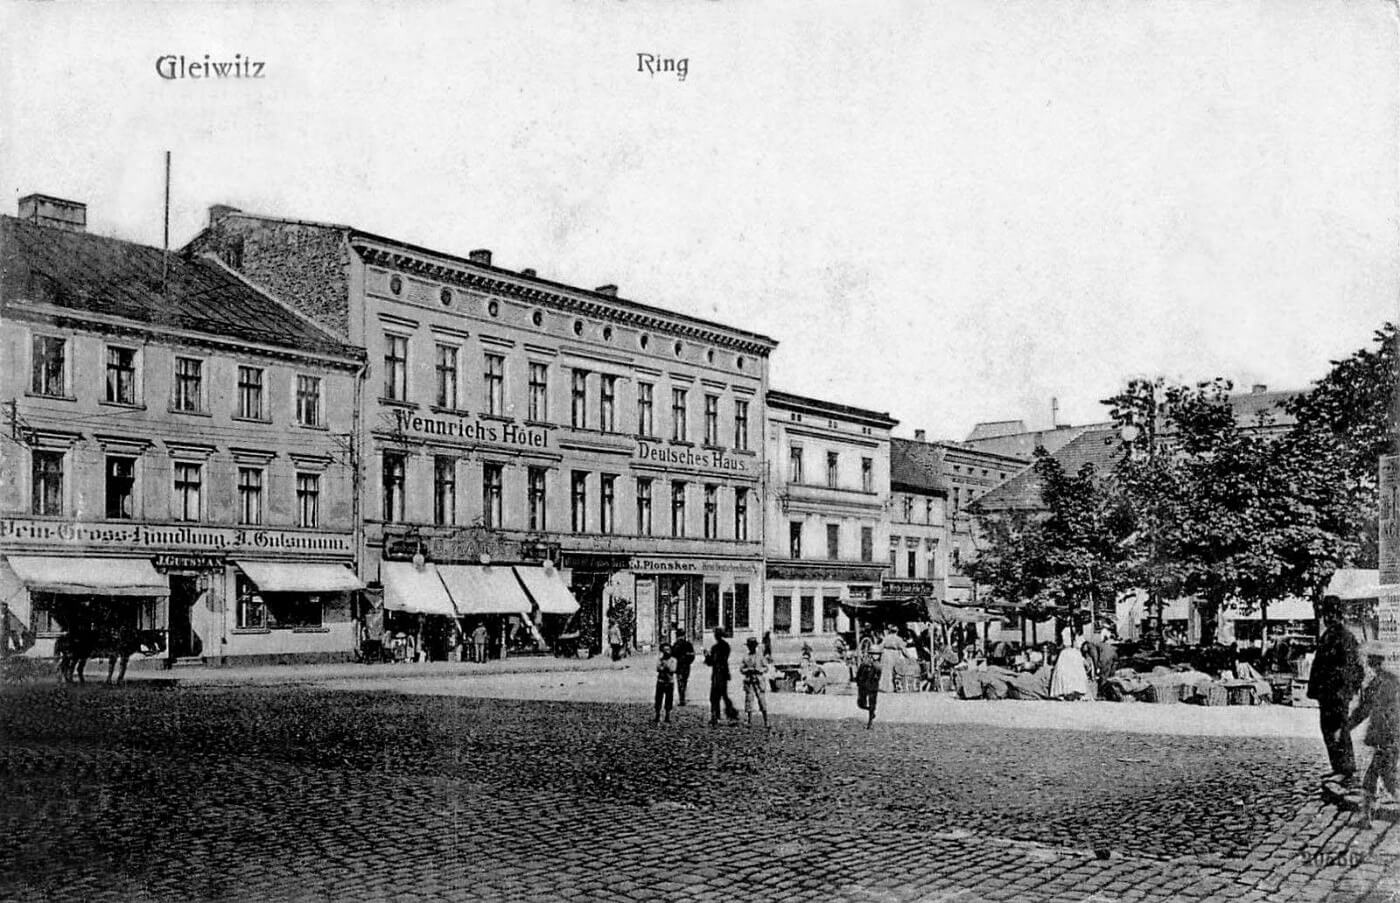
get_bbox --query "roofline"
[18,192,87,208]
[766,389,899,428]
[915,439,1033,466]
[199,253,363,360]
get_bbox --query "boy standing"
[1349,642,1399,821]
[654,642,678,724]
[671,628,695,706]
[739,637,770,730]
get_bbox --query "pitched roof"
[965,420,1026,440]
[973,427,1124,512]
[890,438,950,495]
[766,389,899,429]
[1,216,360,359]
[1226,388,1299,430]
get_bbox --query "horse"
[56,625,166,686]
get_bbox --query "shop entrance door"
[655,576,702,647]
[168,575,200,659]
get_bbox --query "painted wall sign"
[392,410,548,449]
[0,519,352,555]
[629,556,760,575]
[635,441,750,473]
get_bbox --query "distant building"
[885,438,951,604]
[1,197,365,666]
[763,391,896,658]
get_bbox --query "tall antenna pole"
[162,150,171,297]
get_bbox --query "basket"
[1146,682,1181,704]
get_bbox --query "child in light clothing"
[739,637,770,730]
[1350,642,1399,821]
[654,643,678,724]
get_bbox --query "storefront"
[765,561,886,660]
[624,555,762,651]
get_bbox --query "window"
[31,450,63,515]
[799,596,815,634]
[105,456,135,519]
[236,575,266,630]
[434,456,456,525]
[826,523,839,560]
[903,497,914,521]
[173,357,203,413]
[528,467,547,530]
[482,463,503,528]
[173,462,202,522]
[925,499,934,524]
[384,335,408,401]
[789,522,802,558]
[953,490,961,515]
[861,526,873,563]
[571,471,588,532]
[600,376,617,432]
[734,488,749,541]
[528,363,549,421]
[30,335,66,397]
[636,478,653,536]
[889,538,900,573]
[237,367,265,420]
[600,474,616,535]
[670,481,687,537]
[789,447,804,483]
[734,399,749,450]
[296,473,320,528]
[822,596,840,634]
[827,451,839,488]
[773,595,793,634]
[571,369,588,428]
[485,354,505,415]
[704,394,719,445]
[382,453,405,523]
[952,547,962,568]
[237,467,263,525]
[703,484,718,539]
[105,346,137,404]
[704,585,721,629]
[861,457,873,492]
[637,382,654,436]
[671,388,688,442]
[296,375,322,427]
[435,344,459,409]
[733,584,751,630]
[908,550,918,579]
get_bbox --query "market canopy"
[1325,569,1400,601]
[234,561,363,594]
[381,561,458,617]
[839,596,996,625]
[437,565,532,616]
[3,555,169,597]
[513,566,579,615]
[925,597,997,624]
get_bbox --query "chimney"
[914,429,927,442]
[1051,396,1059,427]
[520,268,536,278]
[595,284,618,297]
[469,249,492,266]
[18,194,86,232]
[208,204,241,226]
[1251,384,1267,394]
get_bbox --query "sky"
[2,1,1396,441]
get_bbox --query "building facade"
[885,438,951,603]
[763,391,896,659]
[1,198,365,667]
[187,208,776,654]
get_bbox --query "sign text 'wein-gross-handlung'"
[0,519,351,553]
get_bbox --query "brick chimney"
[469,249,492,266]
[914,429,927,442]
[520,268,536,278]
[18,194,86,232]
[208,204,242,226]
[595,284,618,296]
[1251,384,1268,394]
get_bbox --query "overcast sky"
[2,1,1396,440]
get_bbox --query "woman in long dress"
[879,629,907,693]
[1049,630,1091,700]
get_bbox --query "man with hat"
[1309,597,1365,786]
[704,626,739,725]
[738,636,771,730]
[1349,640,1399,820]
[670,627,696,706]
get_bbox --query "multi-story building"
[187,207,776,653]
[885,438,951,603]
[763,390,896,658]
[0,196,365,666]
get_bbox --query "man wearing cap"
[1309,598,1365,786]
[738,637,771,730]
[704,626,739,725]
[654,642,678,724]
[1349,641,1399,820]
[671,628,696,706]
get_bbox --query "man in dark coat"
[1309,598,1365,785]
[1083,634,1118,698]
[670,628,696,706]
[704,627,739,725]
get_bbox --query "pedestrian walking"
[739,637,770,730]
[671,628,696,706]
[608,622,624,662]
[1309,599,1365,787]
[856,650,880,729]
[654,642,678,724]
[1349,642,1399,821]
[704,627,739,725]
[471,622,488,663]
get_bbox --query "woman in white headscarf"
[1049,627,1091,700]
[879,628,907,693]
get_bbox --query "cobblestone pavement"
[2,683,1398,903]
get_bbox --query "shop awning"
[513,566,580,615]
[381,561,458,617]
[3,555,169,596]
[234,560,364,593]
[437,565,532,616]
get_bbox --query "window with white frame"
[296,472,320,528]
[733,399,749,450]
[734,487,749,541]
[671,388,688,442]
[236,574,267,629]
[571,471,588,532]
[704,394,719,445]
[173,357,204,413]
[30,335,66,397]
[571,370,588,428]
[237,467,264,525]
[105,346,137,405]
[600,376,617,432]
[31,450,63,515]
[237,367,265,420]
[482,463,503,528]
[382,453,405,523]
[296,375,322,427]
[435,344,459,409]
[434,456,456,525]
[637,478,653,536]
[173,462,202,522]
[485,354,505,415]
[528,467,547,530]
[637,382,655,437]
[528,363,549,421]
[384,335,408,401]
[106,456,135,520]
[600,473,616,535]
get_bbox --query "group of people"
[1309,599,1398,822]
[652,627,771,730]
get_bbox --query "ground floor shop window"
[704,583,721,630]
[800,595,815,634]
[733,584,750,630]
[267,594,324,629]
[33,593,159,635]
[236,575,266,629]
[822,596,840,633]
[773,595,792,634]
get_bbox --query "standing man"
[1349,642,1399,822]
[671,628,696,706]
[654,642,678,724]
[470,621,488,663]
[704,626,739,726]
[1309,598,1365,787]
[739,637,771,730]
[608,621,624,662]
